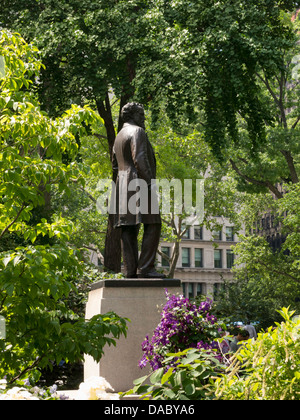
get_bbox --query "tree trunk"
[103,214,122,273]
[96,94,122,273]
[169,241,180,279]
[95,85,136,273]
[280,150,299,184]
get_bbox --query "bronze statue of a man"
[112,102,165,279]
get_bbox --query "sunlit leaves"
[0,30,102,242]
[215,310,300,400]
[0,31,127,384]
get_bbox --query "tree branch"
[8,357,42,385]
[256,72,280,107]
[95,92,116,159]
[278,71,288,129]
[0,203,26,240]
[229,159,283,199]
[157,248,171,262]
[280,150,299,184]
[257,257,299,283]
[257,70,287,128]
[80,187,97,204]
[93,133,108,141]
[292,116,300,129]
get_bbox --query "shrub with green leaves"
[0,30,128,384]
[125,348,226,400]
[126,308,300,400]
[215,308,300,400]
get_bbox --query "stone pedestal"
[84,279,182,393]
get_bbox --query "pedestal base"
[84,279,182,393]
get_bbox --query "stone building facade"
[158,218,243,300]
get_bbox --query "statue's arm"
[112,147,118,179]
[131,128,153,186]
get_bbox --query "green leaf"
[134,385,153,395]
[150,367,164,385]
[184,382,196,396]
[164,388,176,399]
[13,255,22,266]
[161,367,174,385]
[182,351,201,365]
[3,255,12,267]
[133,375,149,386]
[5,284,14,296]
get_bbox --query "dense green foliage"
[1,0,299,272]
[211,11,300,326]
[136,0,299,155]
[126,348,225,400]
[214,182,300,330]
[215,308,300,400]
[0,1,300,398]
[127,308,300,400]
[0,30,128,384]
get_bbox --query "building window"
[226,249,235,269]
[214,249,222,268]
[194,248,203,268]
[196,283,203,296]
[194,226,203,240]
[182,227,190,239]
[275,233,282,250]
[188,283,194,299]
[182,248,191,267]
[212,229,222,241]
[226,226,234,242]
[161,246,170,267]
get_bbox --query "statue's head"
[121,102,145,128]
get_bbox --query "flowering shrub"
[126,348,226,400]
[214,308,300,400]
[0,379,67,400]
[139,291,226,371]
[0,376,119,400]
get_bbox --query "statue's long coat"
[112,122,161,228]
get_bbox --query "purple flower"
[49,384,58,394]
[140,292,224,370]
[59,394,70,400]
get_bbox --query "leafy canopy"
[0,30,128,384]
